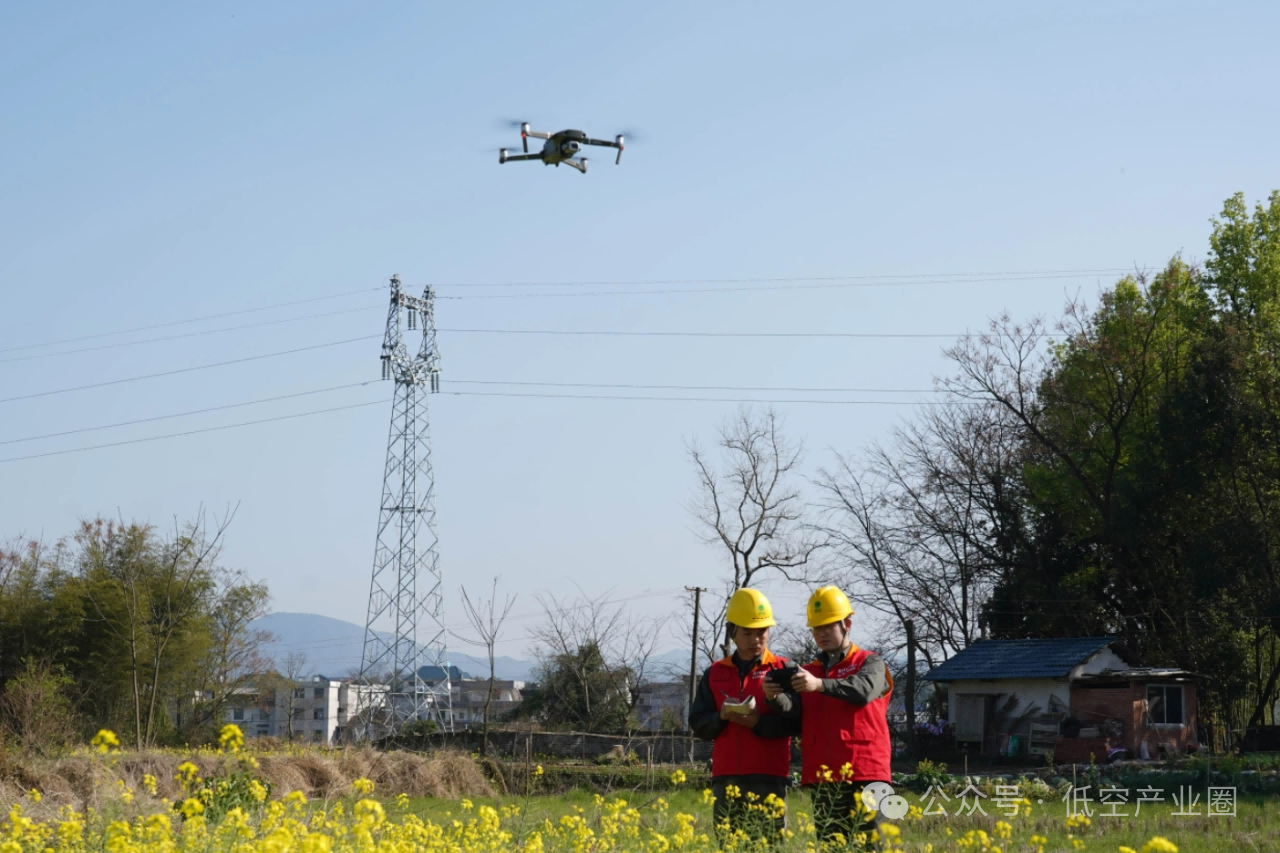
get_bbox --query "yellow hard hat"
[806,585,854,627]
[726,588,776,629]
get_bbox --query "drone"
[499,122,625,174]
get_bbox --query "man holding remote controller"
[688,588,800,840]
[763,586,893,847]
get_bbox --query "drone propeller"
[498,119,533,152]
[611,129,644,164]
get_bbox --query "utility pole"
[358,275,450,738]
[905,619,917,757]
[684,586,707,723]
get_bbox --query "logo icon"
[861,782,909,820]
[813,601,822,611]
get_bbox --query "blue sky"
[2,2,1277,657]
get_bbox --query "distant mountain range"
[251,612,691,684]
[250,612,539,681]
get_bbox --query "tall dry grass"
[0,747,492,815]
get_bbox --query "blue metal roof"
[921,637,1117,682]
[417,665,470,682]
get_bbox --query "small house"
[922,636,1203,763]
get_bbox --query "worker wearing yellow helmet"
[763,586,893,844]
[688,587,800,839]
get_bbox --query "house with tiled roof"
[922,637,1203,763]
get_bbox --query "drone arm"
[525,130,552,140]
[500,150,543,164]
[584,135,625,164]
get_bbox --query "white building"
[225,676,385,745]
[450,678,526,729]
[635,681,688,732]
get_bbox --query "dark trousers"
[806,781,890,848]
[711,775,789,841]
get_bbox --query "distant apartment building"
[635,681,688,732]
[451,678,526,728]
[417,665,527,730]
[225,676,383,745]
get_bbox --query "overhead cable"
[427,268,1135,289]
[0,335,379,406]
[0,305,381,365]
[0,381,376,446]
[0,399,387,464]
[0,286,383,355]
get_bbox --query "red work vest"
[707,650,793,778]
[800,646,893,784]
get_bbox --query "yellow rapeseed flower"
[91,729,120,754]
[218,724,245,753]
[1140,839,1179,853]
[669,769,687,785]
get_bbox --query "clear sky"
[2,2,1277,659]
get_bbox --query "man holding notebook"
[688,588,800,839]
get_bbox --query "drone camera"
[561,140,581,156]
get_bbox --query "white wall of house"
[939,679,1070,741]
[1070,647,1129,679]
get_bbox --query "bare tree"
[529,589,669,731]
[814,394,1024,670]
[688,407,825,654]
[180,570,272,739]
[455,578,516,753]
[279,651,309,741]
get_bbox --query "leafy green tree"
[523,641,633,733]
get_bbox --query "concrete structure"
[923,637,1203,761]
[225,676,385,745]
[635,682,688,732]
[449,678,526,729]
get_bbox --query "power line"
[427,268,1135,289]
[450,380,938,393]
[434,270,1135,299]
[0,389,942,464]
[446,391,937,405]
[0,305,381,365]
[1,267,1127,356]
[0,286,383,355]
[0,335,379,406]
[438,328,968,339]
[0,398,388,464]
[0,381,376,446]
[0,380,935,447]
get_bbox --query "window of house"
[314,687,325,699]
[293,688,305,699]
[313,709,324,720]
[232,708,244,721]
[1147,685,1185,725]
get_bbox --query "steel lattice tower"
[358,275,450,735]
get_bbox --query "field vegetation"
[2,726,1277,853]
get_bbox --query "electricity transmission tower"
[358,275,451,736]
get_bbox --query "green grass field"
[401,787,1280,852]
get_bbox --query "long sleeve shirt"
[689,654,801,741]
[767,648,890,715]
